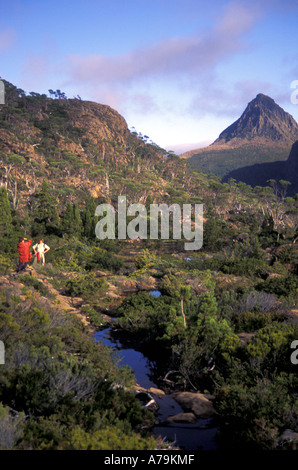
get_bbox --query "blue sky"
[1,0,298,152]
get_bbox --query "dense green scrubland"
[0,181,297,450]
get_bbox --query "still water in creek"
[94,293,218,450]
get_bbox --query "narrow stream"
[94,291,219,450]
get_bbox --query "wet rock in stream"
[164,412,198,425]
[172,392,216,418]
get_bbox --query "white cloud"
[65,1,260,97]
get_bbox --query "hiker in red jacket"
[17,237,32,272]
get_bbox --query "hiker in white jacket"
[33,239,50,266]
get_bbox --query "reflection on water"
[94,327,218,450]
[94,328,157,389]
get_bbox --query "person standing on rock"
[17,237,32,272]
[33,238,50,266]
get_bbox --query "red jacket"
[17,240,32,263]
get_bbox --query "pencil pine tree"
[32,181,59,235]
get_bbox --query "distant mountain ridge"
[181,94,298,178]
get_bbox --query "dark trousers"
[17,262,28,272]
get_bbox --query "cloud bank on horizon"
[1,0,298,151]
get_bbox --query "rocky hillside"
[181,94,298,179]
[1,80,221,214]
[0,81,168,203]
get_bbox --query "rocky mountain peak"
[213,93,298,145]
